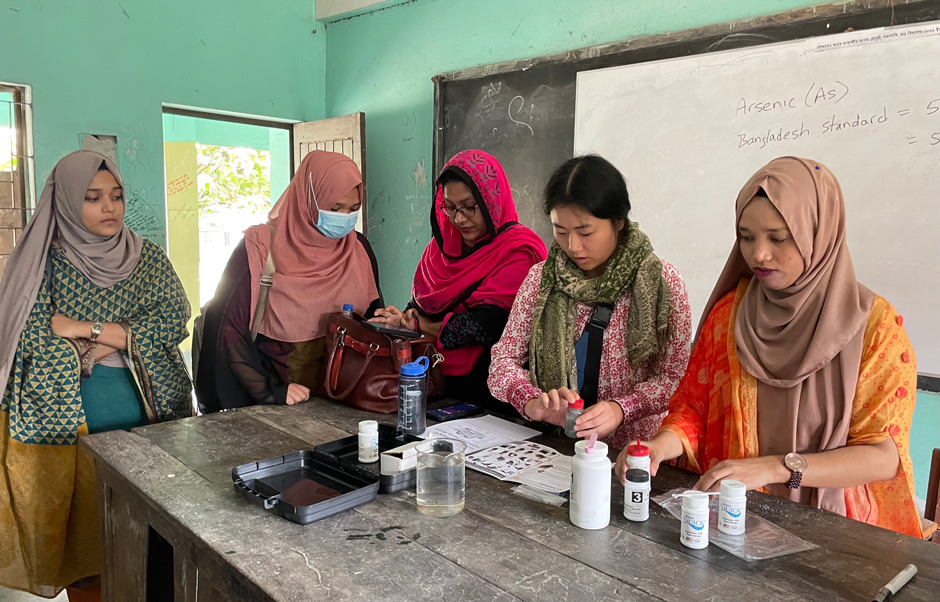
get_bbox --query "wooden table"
[81,398,940,602]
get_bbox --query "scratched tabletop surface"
[83,398,940,602]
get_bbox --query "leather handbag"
[322,311,445,413]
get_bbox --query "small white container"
[569,439,611,530]
[680,491,709,549]
[625,440,651,474]
[357,420,379,463]
[623,469,650,522]
[718,479,747,536]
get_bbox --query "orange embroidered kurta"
[659,279,923,538]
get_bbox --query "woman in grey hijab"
[0,151,192,599]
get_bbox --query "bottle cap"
[359,420,378,434]
[575,439,608,457]
[343,303,354,312]
[627,439,650,457]
[625,468,650,483]
[720,479,746,498]
[400,355,430,377]
[681,490,709,510]
[568,398,584,409]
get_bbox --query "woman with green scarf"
[488,155,692,448]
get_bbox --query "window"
[0,82,35,278]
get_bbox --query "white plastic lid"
[358,420,378,434]
[720,479,746,498]
[681,491,709,510]
[574,439,608,457]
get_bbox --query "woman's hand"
[286,383,311,406]
[614,431,681,484]
[51,314,85,339]
[523,387,578,426]
[693,456,788,493]
[369,305,412,329]
[574,400,623,440]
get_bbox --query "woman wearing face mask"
[0,151,191,600]
[488,155,692,449]
[370,150,546,408]
[614,157,925,538]
[196,151,382,412]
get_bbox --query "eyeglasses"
[439,203,478,219]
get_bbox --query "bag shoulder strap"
[249,225,276,342]
[580,302,614,407]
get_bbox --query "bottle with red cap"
[564,398,585,438]
[626,440,651,474]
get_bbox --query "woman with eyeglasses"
[195,151,383,413]
[370,150,546,408]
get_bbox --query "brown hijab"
[701,157,874,514]
[0,151,142,401]
[243,151,378,342]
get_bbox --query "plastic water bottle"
[342,303,354,317]
[564,398,585,438]
[718,479,747,536]
[680,491,710,549]
[397,356,429,437]
[569,439,611,529]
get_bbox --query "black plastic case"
[232,450,379,525]
[314,424,422,494]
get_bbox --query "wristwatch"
[784,452,807,490]
[90,321,103,343]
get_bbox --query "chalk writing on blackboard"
[480,82,502,120]
[508,95,535,136]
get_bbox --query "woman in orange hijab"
[615,157,925,539]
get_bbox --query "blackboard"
[433,0,940,246]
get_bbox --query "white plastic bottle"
[569,439,611,530]
[358,420,379,463]
[680,491,709,549]
[623,469,650,522]
[625,440,651,474]
[718,479,747,536]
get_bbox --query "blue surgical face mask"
[308,172,359,239]
[315,208,359,239]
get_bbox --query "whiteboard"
[575,22,940,375]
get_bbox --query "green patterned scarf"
[528,223,672,393]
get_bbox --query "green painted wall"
[911,392,939,500]
[324,0,823,306]
[0,0,324,247]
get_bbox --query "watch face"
[785,453,807,472]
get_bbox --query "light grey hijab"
[0,151,143,398]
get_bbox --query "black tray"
[232,450,379,525]
[314,424,422,494]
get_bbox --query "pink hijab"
[702,157,874,514]
[244,151,378,342]
[413,150,546,373]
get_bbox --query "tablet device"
[362,320,422,339]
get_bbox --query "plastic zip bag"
[653,488,817,561]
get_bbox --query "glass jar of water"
[415,438,466,517]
